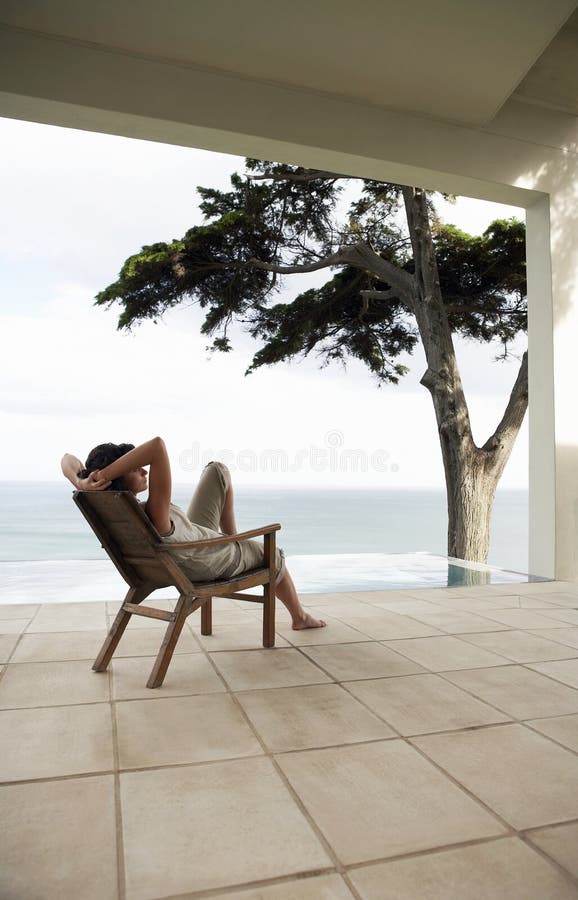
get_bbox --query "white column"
[549,179,578,580]
[526,195,556,578]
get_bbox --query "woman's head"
[80,442,135,492]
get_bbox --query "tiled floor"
[2,583,578,899]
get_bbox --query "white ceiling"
[0,0,576,127]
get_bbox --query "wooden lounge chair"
[73,490,280,688]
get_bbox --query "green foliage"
[433,219,526,346]
[246,267,418,384]
[96,160,526,384]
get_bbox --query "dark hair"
[79,442,135,491]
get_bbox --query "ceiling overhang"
[0,0,576,128]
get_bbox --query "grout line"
[1,603,44,674]
[108,666,126,900]
[521,719,578,760]
[403,735,517,834]
[518,828,578,890]
[344,832,517,870]
[5,650,201,665]
[152,870,353,900]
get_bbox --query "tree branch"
[359,289,398,301]
[248,242,415,309]
[481,351,528,454]
[246,251,348,275]
[341,244,415,305]
[446,302,524,315]
[248,169,348,183]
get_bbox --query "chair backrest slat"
[73,491,175,588]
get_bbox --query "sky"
[0,117,528,488]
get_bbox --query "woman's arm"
[61,453,111,491]
[97,436,172,534]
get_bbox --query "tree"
[96,160,527,563]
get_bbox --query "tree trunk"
[444,447,499,560]
[401,186,528,564]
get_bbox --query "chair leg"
[201,597,212,635]
[93,585,150,673]
[146,594,192,689]
[262,580,276,648]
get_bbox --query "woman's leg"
[275,569,326,630]
[218,466,238,535]
[193,462,326,629]
[187,461,229,531]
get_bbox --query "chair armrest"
[157,523,281,551]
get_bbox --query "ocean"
[0,481,528,571]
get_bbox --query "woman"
[61,437,325,630]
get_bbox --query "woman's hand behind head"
[78,471,112,491]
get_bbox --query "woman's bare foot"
[292,612,327,630]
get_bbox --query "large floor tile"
[527,714,578,752]
[276,740,505,865]
[388,588,471,601]
[210,647,331,691]
[0,659,110,708]
[381,635,507,671]
[0,619,31,634]
[444,665,578,718]
[528,822,578,881]
[348,836,578,900]
[346,673,510,736]
[460,629,578,663]
[348,589,428,603]
[540,609,578,626]
[0,775,117,900]
[452,583,536,596]
[529,627,578,649]
[0,604,39,619]
[314,600,395,619]
[276,618,373,646]
[112,626,200,658]
[413,723,578,829]
[214,873,354,899]
[513,582,578,596]
[300,641,426,681]
[112,653,225,700]
[0,703,114,781]
[120,757,331,899]
[404,610,512,634]
[116,693,262,768]
[189,607,261,627]
[26,602,107,632]
[297,591,360,606]
[196,622,291,651]
[528,658,578,689]
[508,597,572,609]
[479,609,578,629]
[0,634,18,663]
[534,593,578,608]
[345,613,443,641]
[223,596,261,610]
[237,683,394,751]
[10,629,108,663]
[367,598,447,615]
[428,595,517,612]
